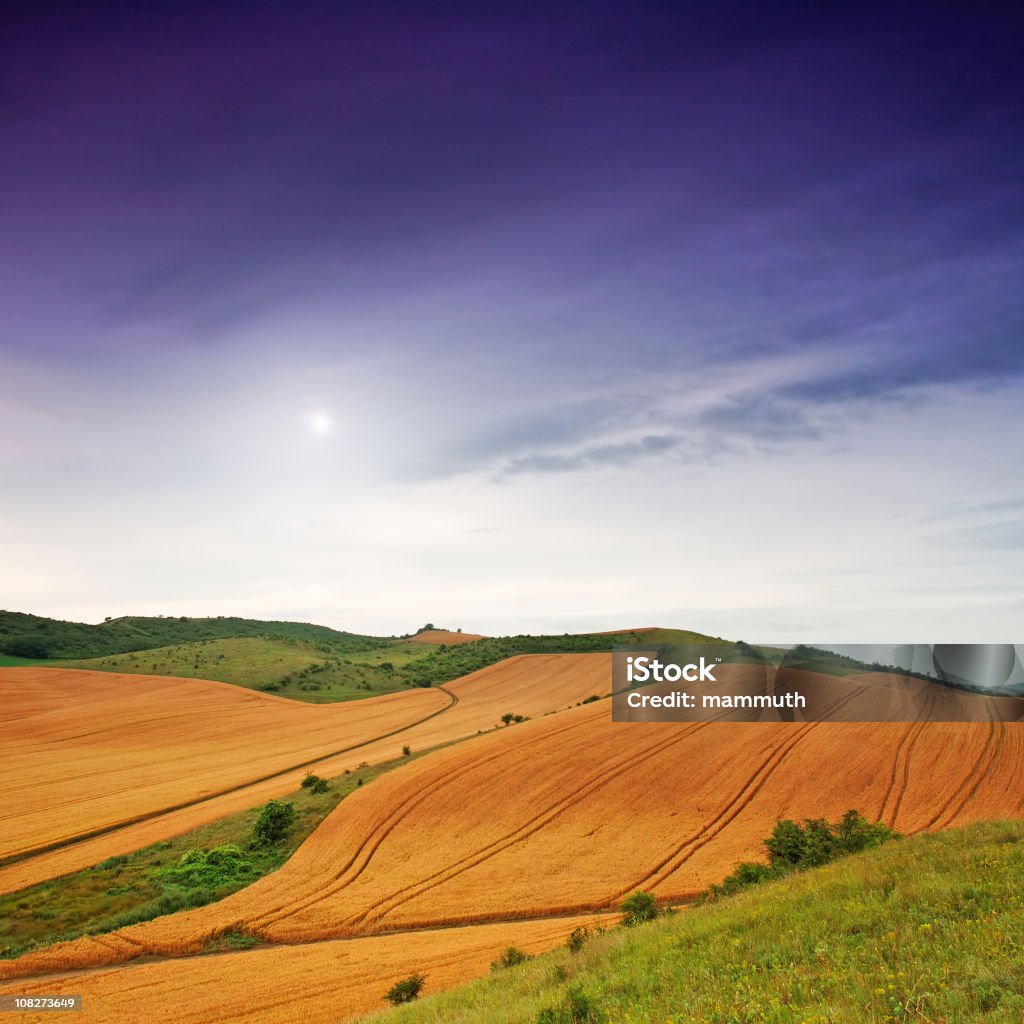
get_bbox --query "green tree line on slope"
[0,610,389,660]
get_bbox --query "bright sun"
[307,411,333,435]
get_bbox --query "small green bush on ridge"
[704,809,899,900]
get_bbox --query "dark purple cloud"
[2,2,1022,398]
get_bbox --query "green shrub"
[384,973,426,1005]
[706,810,900,900]
[566,926,590,954]
[250,800,296,846]
[619,890,659,927]
[156,844,259,889]
[764,810,898,870]
[491,946,532,970]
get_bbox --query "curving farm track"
[1,657,1022,1023]
[0,655,606,893]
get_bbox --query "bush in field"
[705,810,900,900]
[765,810,897,869]
[619,891,659,927]
[301,773,329,793]
[566,926,590,954]
[157,845,259,890]
[251,800,296,846]
[491,946,532,970]
[384,973,425,1005]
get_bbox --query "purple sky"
[2,3,1023,638]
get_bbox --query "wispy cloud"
[500,434,680,476]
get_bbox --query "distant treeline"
[0,611,389,660]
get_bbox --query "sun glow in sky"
[307,411,333,436]
[2,4,1023,638]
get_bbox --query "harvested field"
[0,655,607,893]
[7,666,1020,982]
[0,914,615,1024]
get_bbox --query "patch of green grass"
[360,821,1024,1024]
[58,636,423,703]
[48,629,729,703]
[0,654,45,666]
[0,758,401,959]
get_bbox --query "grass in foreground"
[361,820,1024,1024]
[0,758,402,959]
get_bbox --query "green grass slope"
[2,612,726,703]
[0,610,388,660]
[365,821,1024,1024]
[60,636,418,702]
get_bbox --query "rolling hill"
[1,821,1020,1023]
[4,662,1020,983]
[0,611,387,660]
[0,654,610,895]
[59,636,418,702]
[361,819,1024,1024]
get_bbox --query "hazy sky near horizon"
[3,3,1023,640]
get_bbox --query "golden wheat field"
[2,655,1022,1024]
[0,655,607,893]
[5,664,1021,990]
[0,669,445,870]
[0,913,616,1024]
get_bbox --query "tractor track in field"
[917,708,1006,833]
[615,686,871,898]
[876,685,939,828]
[882,720,927,828]
[0,906,623,986]
[339,719,718,931]
[246,709,602,931]
[0,686,460,873]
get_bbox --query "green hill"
[401,628,723,687]
[1,612,729,704]
[0,610,388,660]
[61,636,419,703]
[362,820,1024,1024]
